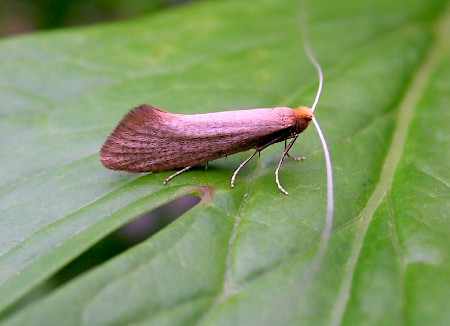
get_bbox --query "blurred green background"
[0,0,194,37]
[0,0,202,290]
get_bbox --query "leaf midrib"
[330,4,450,325]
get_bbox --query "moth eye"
[297,117,312,131]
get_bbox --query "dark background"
[1,0,193,37]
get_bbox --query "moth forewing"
[100,104,313,173]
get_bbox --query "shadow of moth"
[100,105,313,194]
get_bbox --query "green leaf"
[1,0,449,325]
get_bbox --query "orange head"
[294,107,313,132]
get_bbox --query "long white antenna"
[301,16,335,283]
[304,43,323,113]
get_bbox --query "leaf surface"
[0,0,449,325]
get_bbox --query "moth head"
[294,107,313,132]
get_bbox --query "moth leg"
[284,139,305,161]
[276,135,299,195]
[287,153,306,161]
[163,166,194,184]
[231,150,258,188]
[231,135,286,188]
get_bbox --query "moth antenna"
[300,13,335,285]
[303,35,323,113]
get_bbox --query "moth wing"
[100,105,296,172]
[100,105,178,171]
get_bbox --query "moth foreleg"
[231,135,286,188]
[276,134,299,195]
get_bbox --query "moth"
[100,104,313,194]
